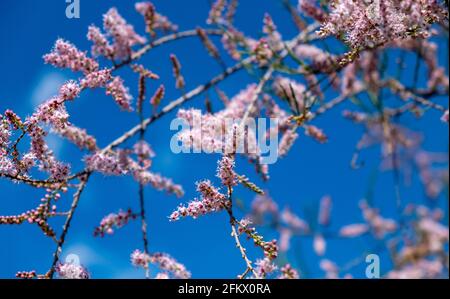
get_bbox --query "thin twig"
[46,172,91,279]
[115,29,224,69]
[137,76,150,278]
[225,186,259,279]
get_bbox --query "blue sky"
[0,0,448,278]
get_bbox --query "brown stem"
[46,172,91,279]
[137,77,150,278]
[115,29,223,69]
[225,186,259,279]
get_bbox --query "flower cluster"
[135,2,178,34]
[169,180,228,221]
[254,257,278,278]
[15,271,37,279]
[359,200,397,238]
[85,150,129,175]
[103,8,146,60]
[278,264,300,279]
[305,125,328,144]
[54,124,98,152]
[130,250,191,279]
[55,263,90,279]
[43,39,98,74]
[317,0,447,49]
[94,209,137,237]
[79,69,112,89]
[216,155,237,187]
[85,148,184,197]
[0,189,64,237]
[207,0,227,24]
[106,77,133,111]
[170,54,185,90]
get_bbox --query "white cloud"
[63,243,107,268]
[30,71,67,107]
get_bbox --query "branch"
[115,29,224,69]
[225,186,259,279]
[103,56,254,152]
[45,172,91,279]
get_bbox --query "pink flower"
[207,0,226,24]
[155,272,169,279]
[176,85,264,161]
[341,62,364,95]
[360,200,397,238]
[441,110,449,123]
[106,77,133,111]
[0,115,11,148]
[87,25,114,58]
[32,98,69,130]
[55,263,89,279]
[279,228,293,252]
[131,249,150,268]
[339,224,370,237]
[318,195,332,226]
[132,170,184,197]
[278,128,299,158]
[216,155,237,187]
[313,234,326,256]
[149,252,191,279]
[262,239,278,260]
[135,2,178,33]
[20,152,37,172]
[298,0,327,22]
[85,150,129,175]
[48,161,70,181]
[131,250,191,279]
[320,259,338,278]
[263,13,283,52]
[103,8,146,60]
[59,81,81,101]
[133,140,155,159]
[387,259,443,279]
[418,218,449,241]
[169,180,228,221]
[44,39,98,74]
[0,156,17,176]
[254,258,277,278]
[294,44,332,66]
[54,124,97,151]
[250,194,279,224]
[305,125,328,144]
[281,207,309,232]
[237,218,254,235]
[170,54,185,90]
[150,85,165,107]
[278,264,300,279]
[319,0,446,49]
[252,38,273,66]
[80,69,112,89]
[15,271,37,279]
[94,209,137,237]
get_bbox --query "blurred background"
[0,0,448,278]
